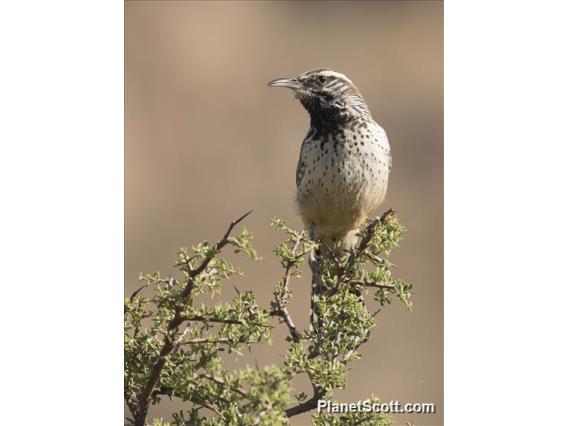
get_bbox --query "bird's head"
[268,69,370,121]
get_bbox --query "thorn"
[234,210,253,226]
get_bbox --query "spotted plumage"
[269,69,391,332]
[269,69,391,247]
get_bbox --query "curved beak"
[267,77,302,90]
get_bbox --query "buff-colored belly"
[296,128,390,243]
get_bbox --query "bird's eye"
[317,75,327,84]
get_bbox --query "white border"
[1,1,568,424]
[0,1,123,424]
[446,1,568,425]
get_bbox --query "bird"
[268,69,391,249]
[268,68,391,331]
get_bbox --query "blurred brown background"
[125,1,442,425]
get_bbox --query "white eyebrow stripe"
[319,70,353,84]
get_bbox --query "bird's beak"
[267,77,302,90]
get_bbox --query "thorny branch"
[270,230,305,342]
[202,373,251,400]
[180,315,272,328]
[180,337,259,345]
[347,208,395,271]
[285,388,325,417]
[350,280,395,290]
[125,208,408,425]
[131,211,252,426]
[284,210,397,419]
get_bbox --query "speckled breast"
[296,122,391,240]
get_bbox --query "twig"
[201,374,251,400]
[350,280,395,290]
[184,379,233,405]
[183,210,253,288]
[180,337,258,345]
[272,302,301,342]
[129,283,150,302]
[300,210,398,408]
[181,316,242,325]
[285,387,325,418]
[129,277,170,302]
[180,315,272,329]
[341,302,384,364]
[347,208,395,271]
[199,403,223,418]
[271,231,304,342]
[131,211,252,426]
[325,243,347,279]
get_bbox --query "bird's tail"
[309,252,321,332]
[308,229,371,355]
[309,230,358,330]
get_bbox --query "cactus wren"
[269,69,391,330]
[269,69,391,248]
